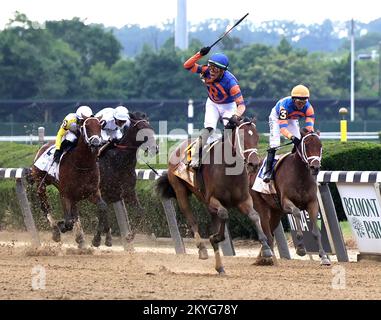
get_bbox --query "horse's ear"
[97,115,103,121]
[251,117,257,124]
[82,114,89,121]
[316,129,321,136]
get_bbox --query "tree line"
[0,12,379,102]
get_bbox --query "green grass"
[0,142,40,167]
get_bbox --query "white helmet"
[76,105,93,120]
[113,106,129,121]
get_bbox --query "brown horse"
[250,128,330,265]
[157,117,273,274]
[97,111,158,245]
[30,116,105,248]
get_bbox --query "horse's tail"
[156,173,176,199]
[24,167,35,186]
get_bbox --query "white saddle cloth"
[33,145,60,180]
[251,155,282,194]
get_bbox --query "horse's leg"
[123,188,147,234]
[37,182,61,242]
[237,197,273,259]
[251,206,276,266]
[71,202,86,249]
[57,196,75,234]
[207,196,228,275]
[90,193,110,247]
[308,202,331,266]
[175,185,208,260]
[283,199,306,256]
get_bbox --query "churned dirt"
[0,231,380,300]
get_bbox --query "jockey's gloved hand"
[291,136,301,146]
[199,46,211,56]
[53,149,62,163]
[110,138,120,145]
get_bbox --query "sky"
[1,0,380,29]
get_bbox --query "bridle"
[81,117,102,146]
[228,121,259,164]
[297,132,322,167]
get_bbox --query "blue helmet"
[208,53,229,70]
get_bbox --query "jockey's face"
[115,119,127,128]
[293,97,308,110]
[208,64,224,81]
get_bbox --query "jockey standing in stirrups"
[53,105,93,164]
[262,84,315,183]
[95,106,131,144]
[183,46,246,168]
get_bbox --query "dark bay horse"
[250,128,330,265]
[30,116,105,248]
[96,112,158,246]
[157,117,273,274]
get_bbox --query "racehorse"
[96,111,158,246]
[157,117,273,274]
[30,116,105,248]
[249,128,330,265]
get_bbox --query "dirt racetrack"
[0,231,380,300]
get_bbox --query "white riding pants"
[269,107,300,148]
[204,98,237,130]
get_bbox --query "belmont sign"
[337,183,381,254]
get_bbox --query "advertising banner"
[336,183,381,254]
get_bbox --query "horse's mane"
[129,111,148,121]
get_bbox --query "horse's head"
[227,116,260,173]
[120,112,159,157]
[81,116,102,153]
[297,128,322,176]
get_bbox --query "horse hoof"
[125,232,135,243]
[262,248,273,258]
[198,248,208,260]
[105,238,112,247]
[52,227,61,242]
[253,257,274,266]
[92,237,101,247]
[216,267,226,275]
[296,247,306,256]
[77,241,86,249]
[57,221,66,233]
[320,258,331,266]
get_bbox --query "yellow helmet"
[291,85,310,98]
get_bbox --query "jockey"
[95,106,131,144]
[53,105,93,164]
[262,84,315,183]
[183,47,246,168]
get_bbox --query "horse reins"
[234,121,259,164]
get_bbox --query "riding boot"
[262,147,276,183]
[60,139,76,153]
[189,127,213,169]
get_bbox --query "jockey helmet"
[291,85,310,99]
[208,53,229,70]
[113,106,129,121]
[76,105,93,120]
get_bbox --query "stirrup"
[262,172,272,183]
[188,158,200,169]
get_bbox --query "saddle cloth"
[174,134,221,187]
[33,145,60,180]
[252,153,290,194]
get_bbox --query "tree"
[46,18,122,73]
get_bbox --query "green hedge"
[1,140,380,239]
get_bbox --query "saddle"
[173,139,220,188]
